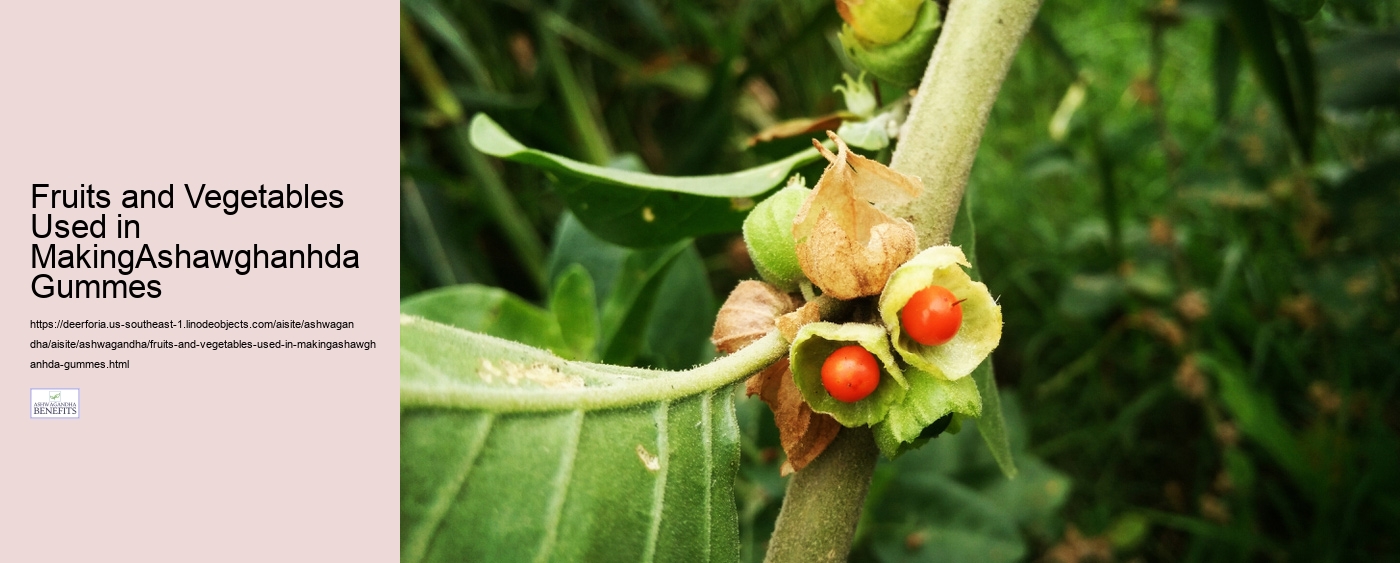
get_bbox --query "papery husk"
[776,301,821,343]
[711,280,798,354]
[792,132,921,300]
[745,358,842,475]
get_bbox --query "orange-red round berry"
[821,345,880,403]
[900,285,963,346]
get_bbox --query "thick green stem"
[886,0,1046,248]
[763,1,1042,561]
[762,427,879,563]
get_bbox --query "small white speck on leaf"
[476,358,584,389]
[636,444,660,472]
[642,207,656,222]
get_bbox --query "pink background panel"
[1,1,398,561]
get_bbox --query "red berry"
[821,345,880,403]
[900,285,963,346]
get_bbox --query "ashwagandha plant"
[400,0,1044,561]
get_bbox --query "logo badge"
[31,388,80,419]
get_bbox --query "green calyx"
[871,366,982,458]
[833,72,878,119]
[839,0,942,87]
[878,245,1003,381]
[789,322,907,427]
[743,182,810,292]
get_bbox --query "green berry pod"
[871,365,982,458]
[878,245,1002,381]
[836,0,925,46]
[743,184,810,292]
[839,0,942,88]
[789,322,907,427]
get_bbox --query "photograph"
[397,0,1400,561]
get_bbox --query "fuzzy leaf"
[400,284,572,358]
[551,265,600,361]
[470,114,822,248]
[951,191,1016,477]
[401,316,786,562]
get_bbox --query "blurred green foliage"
[401,0,1400,560]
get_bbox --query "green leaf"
[400,317,789,563]
[969,360,1016,478]
[1194,353,1311,490]
[599,242,690,365]
[951,188,1017,478]
[469,113,822,248]
[1228,0,1317,161]
[1316,31,1400,112]
[870,471,1025,563]
[643,245,719,369]
[1212,21,1242,120]
[400,285,570,357]
[1266,0,1324,20]
[548,212,630,306]
[546,212,692,365]
[864,392,1067,562]
[551,264,600,361]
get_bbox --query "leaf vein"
[702,390,713,563]
[641,401,670,563]
[405,412,494,563]
[534,410,585,563]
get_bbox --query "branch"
[762,427,879,563]
[887,0,1045,248]
[763,0,1042,561]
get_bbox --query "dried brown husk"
[745,358,842,475]
[745,111,857,147]
[711,280,799,354]
[793,132,920,299]
[776,301,821,343]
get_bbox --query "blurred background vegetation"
[400,0,1400,560]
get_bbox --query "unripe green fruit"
[836,0,924,46]
[840,0,942,87]
[743,185,810,292]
